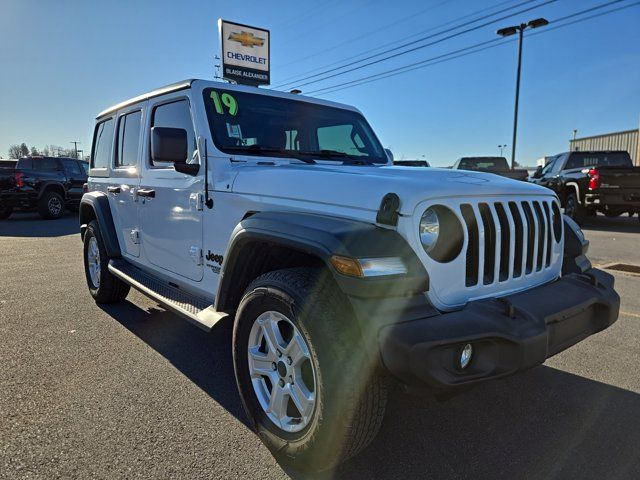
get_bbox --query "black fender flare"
[79,192,121,258]
[215,211,428,312]
[38,181,66,200]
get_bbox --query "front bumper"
[378,268,619,390]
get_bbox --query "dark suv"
[0,156,88,220]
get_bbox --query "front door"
[139,95,203,282]
[109,105,144,258]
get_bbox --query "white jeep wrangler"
[80,79,619,471]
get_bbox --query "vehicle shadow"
[0,211,79,237]
[580,213,640,234]
[100,298,640,480]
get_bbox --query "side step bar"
[108,259,227,332]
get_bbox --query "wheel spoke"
[286,332,310,366]
[248,346,275,377]
[289,382,314,420]
[267,383,288,422]
[261,316,284,356]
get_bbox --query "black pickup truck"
[451,156,529,181]
[0,156,88,220]
[529,150,640,222]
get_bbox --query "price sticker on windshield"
[210,91,238,116]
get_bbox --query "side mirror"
[151,127,199,175]
[532,165,543,178]
[384,148,394,163]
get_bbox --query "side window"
[33,158,59,170]
[551,155,565,173]
[540,158,555,175]
[565,154,583,170]
[17,158,33,170]
[63,160,82,175]
[116,110,142,168]
[150,100,195,166]
[91,118,115,169]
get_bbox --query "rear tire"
[233,268,387,472]
[564,192,585,224]
[0,205,12,220]
[83,220,130,303]
[38,190,65,219]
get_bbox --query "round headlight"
[420,207,440,252]
[418,205,464,263]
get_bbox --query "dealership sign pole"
[218,19,270,86]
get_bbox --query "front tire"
[233,268,387,472]
[38,190,65,219]
[83,220,130,303]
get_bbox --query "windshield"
[566,152,632,169]
[458,157,509,170]
[203,88,387,163]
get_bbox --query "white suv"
[80,79,619,471]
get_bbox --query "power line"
[274,0,525,87]
[307,0,639,96]
[273,0,456,72]
[274,0,552,89]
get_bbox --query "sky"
[0,0,638,167]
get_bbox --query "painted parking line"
[620,311,640,319]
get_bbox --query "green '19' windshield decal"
[210,91,238,116]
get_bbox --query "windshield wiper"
[297,149,374,165]
[224,145,315,164]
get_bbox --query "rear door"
[60,158,86,202]
[139,94,203,281]
[109,104,144,258]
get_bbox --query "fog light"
[459,343,473,370]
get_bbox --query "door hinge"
[190,192,204,211]
[130,229,140,244]
[189,246,203,265]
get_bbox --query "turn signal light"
[330,255,363,278]
[588,168,600,190]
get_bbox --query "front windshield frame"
[202,87,387,164]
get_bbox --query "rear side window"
[566,152,632,169]
[16,158,33,169]
[150,100,195,166]
[116,110,142,167]
[92,118,115,169]
[33,158,59,170]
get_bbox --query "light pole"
[70,141,81,159]
[498,144,507,156]
[497,17,548,169]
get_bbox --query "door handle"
[137,188,155,198]
[107,186,121,194]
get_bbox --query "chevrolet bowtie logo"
[228,31,265,48]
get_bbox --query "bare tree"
[30,146,40,156]
[8,145,22,159]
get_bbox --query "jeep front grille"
[460,199,558,287]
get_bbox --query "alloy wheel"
[247,310,316,433]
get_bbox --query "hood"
[230,163,555,216]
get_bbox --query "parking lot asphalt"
[1,212,639,480]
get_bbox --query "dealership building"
[569,125,639,166]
